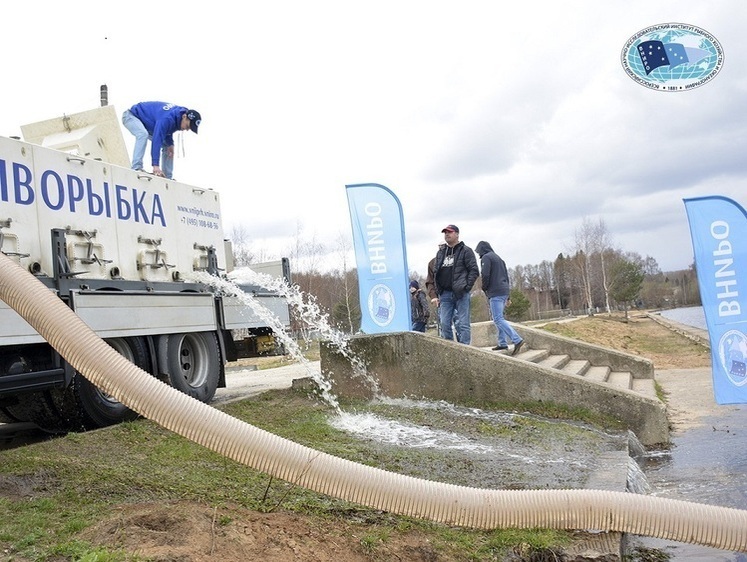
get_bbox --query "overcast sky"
[3,1,745,277]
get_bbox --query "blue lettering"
[0,160,6,201]
[67,175,85,212]
[13,162,34,205]
[41,170,64,210]
[87,181,104,216]
[3,159,168,228]
[116,184,131,220]
[132,188,150,224]
[151,194,166,227]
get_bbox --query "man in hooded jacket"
[475,241,524,356]
[432,225,479,344]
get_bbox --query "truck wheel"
[3,391,70,432]
[1,349,68,431]
[162,332,220,403]
[73,337,151,429]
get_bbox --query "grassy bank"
[0,314,704,561]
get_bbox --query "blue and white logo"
[367,284,395,327]
[718,330,747,387]
[621,23,723,91]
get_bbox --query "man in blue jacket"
[122,102,201,178]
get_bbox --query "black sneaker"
[492,345,508,351]
[511,340,524,356]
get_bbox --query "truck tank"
[0,98,290,431]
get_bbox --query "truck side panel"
[70,292,217,338]
[0,301,46,345]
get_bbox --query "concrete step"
[498,342,655,404]
[562,359,591,377]
[537,354,571,370]
[584,365,611,384]
[517,348,548,362]
[607,371,633,391]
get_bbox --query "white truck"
[0,102,290,432]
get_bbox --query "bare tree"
[568,217,615,315]
[568,219,595,314]
[228,224,255,266]
[334,231,357,334]
[286,221,328,276]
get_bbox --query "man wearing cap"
[122,101,201,179]
[431,225,479,344]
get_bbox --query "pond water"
[630,405,747,560]
[658,306,707,331]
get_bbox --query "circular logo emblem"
[621,23,723,91]
[717,330,747,387]
[367,284,395,327]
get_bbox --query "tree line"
[229,217,701,334]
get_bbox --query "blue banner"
[684,195,747,404]
[346,183,410,333]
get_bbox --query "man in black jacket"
[431,225,479,344]
[475,241,524,355]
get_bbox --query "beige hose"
[1,251,745,552]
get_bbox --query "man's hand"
[152,166,166,177]
[431,298,439,306]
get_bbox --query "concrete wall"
[321,331,669,446]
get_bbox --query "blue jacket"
[129,102,187,167]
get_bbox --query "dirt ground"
[78,501,448,562]
[75,314,712,561]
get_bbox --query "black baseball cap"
[441,224,459,233]
[186,109,201,134]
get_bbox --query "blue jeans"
[411,321,426,333]
[121,110,174,178]
[489,295,521,345]
[438,290,471,344]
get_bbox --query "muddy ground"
[32,314,718,560]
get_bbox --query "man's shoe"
[511,340,524,356]
[492,345,508,351]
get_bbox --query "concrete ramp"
[320,325,669,447]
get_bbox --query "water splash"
[627,457,652,495]
[189,267,380,410]
[330,411,527,456]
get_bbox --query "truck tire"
[3,390,69,431]
[161,332,220,403]
[1,349,67,430]
[72,337,151,429]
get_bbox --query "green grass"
[0,389,574,561]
